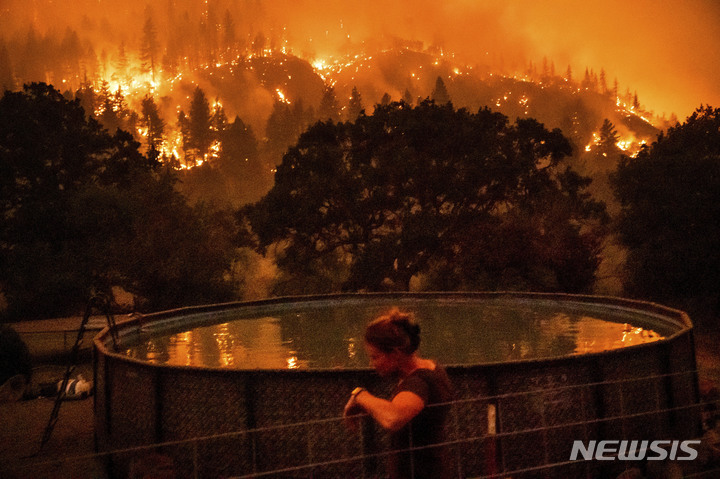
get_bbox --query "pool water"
[122,298,665,370]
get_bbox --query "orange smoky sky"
[3,0,718,118]
[507,0,720,118]
[266,0,720,117]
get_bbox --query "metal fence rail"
[7,369,719,479]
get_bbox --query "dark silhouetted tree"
[292,99,313,135]
[58,28,83,85]
[222,9,236,53]
[599,69,608,95]
[318,85,341,122]
[612,105,720,317]
[177,110,191,161]
[99,48,109,79]
[219,116,259,177]
[212,100,228,136]
[114,42,130,86]
[140,8,160,82]
[541,57,551,82]
[266,100,296,158]
[97,86,134,134]
[347,86,364,121]
[597,118,620,160]
[244,101,607,294]
[187,86,213,162]
[560,99,599,150]
[613,78,619,100]
[141,94,165,151]
[0,41,15,92]
[526,60,536,79]
[75,82,97,117]
[20,26,45,82]
[402,89,414,106]
[99,96,120,133]
[581,67,592,90]
[200,6,220,64]
[431,76,450,104]
[83,45,100,84]
[0,83,238,319]
[218,116,267,204]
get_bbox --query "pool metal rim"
[94,291,693,373]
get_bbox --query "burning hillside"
[1,0,718,203]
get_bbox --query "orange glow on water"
[123,310,665,369]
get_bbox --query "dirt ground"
[0,362,102,479]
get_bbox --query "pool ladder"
[37,293,119,453]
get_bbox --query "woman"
[344,308,454,479]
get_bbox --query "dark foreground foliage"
[613,105,720,320]
[0,83,239,320]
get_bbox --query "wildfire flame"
[39,27,665,172]
[276,89,290,104]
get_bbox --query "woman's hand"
[343,393,364,431]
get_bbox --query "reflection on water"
[215,323,233,367]
[123,301,664,370]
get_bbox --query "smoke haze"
[2,0,718,117]
[238,0,720,117]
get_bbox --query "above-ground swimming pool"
[94,292,700,478]
[121,295,667,370]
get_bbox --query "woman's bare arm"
[347,390,424,432]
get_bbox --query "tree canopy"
[244,100,607,294]
[612,105,720,315]
[318,86,341,123]
[140,8,159,81]
[431,76,451,105]
[141,94,165,151]
[597,118,620,160]
[347,86,364,121]
[187,86,213,162]
[0,83,238,320]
